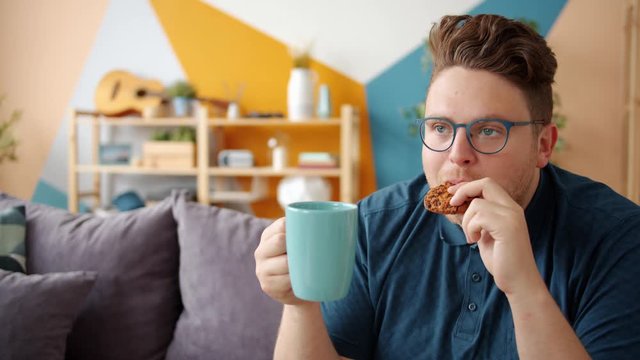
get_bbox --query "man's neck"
[521,168,542,210]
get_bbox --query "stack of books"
[298,152,339,168]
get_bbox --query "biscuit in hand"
[424,182,470,215]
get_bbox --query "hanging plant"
[0,95,21,164]
[400,102,425,137]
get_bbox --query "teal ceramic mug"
[285,201,358,301]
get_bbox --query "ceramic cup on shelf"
[316,84,332,119]
[172,96,192,117]
[285,201,358,301]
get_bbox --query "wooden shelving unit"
[68,105,360,212]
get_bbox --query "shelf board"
[77,117,198,127]
[209,191,266,203]
[74,165,341,177]
[208,118,340,127]
[208,166,341,177]
[76,164,198,175]
[74,112,340,127]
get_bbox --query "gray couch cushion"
[0,269,96,360]
[166,192,282,360]
[0,193,181,360]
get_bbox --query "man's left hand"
[449,178,543,296]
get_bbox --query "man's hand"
[255,217,310,305]
[449,178,544,296]
[256,218,346,360]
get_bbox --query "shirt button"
[468,302,477,312]
[471,273,481,282]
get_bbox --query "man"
[255,14,640,359]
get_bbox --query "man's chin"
[445,214,463,225]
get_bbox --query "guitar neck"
[196,97,230,109]
[144,91,229,109]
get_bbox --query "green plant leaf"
[166,81,196,98]
[0,95,21,164]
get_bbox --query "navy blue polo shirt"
[321,164,640,359]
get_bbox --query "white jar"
[287,68,314,121]
[272,146,287,170]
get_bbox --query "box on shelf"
[99,143,132,165]
[142,141,195,169]
[217,149,254,168]
[297,152,339,168]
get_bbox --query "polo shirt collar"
[524,166,553,247]
[437,215,467,246]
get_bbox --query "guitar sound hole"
[111,81,121,100]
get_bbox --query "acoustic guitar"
[94,70,230,116]
[94,70,165,116]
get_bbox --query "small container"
[316,84,332,119]
[272,146,287,170]
[227,102,240,120]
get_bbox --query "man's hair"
[428,14,557,125]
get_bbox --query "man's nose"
[448,128,477,166]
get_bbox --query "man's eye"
[478,126,504,136]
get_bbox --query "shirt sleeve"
[321,206,376,359]
[574,216,640,359]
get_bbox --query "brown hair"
[428,14,557,124]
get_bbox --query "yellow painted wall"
[151,0,376,217]
[0,0,109,199]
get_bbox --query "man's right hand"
[255,217,309,305]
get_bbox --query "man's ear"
[536,124,558,168]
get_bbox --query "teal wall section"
[32,179,67,209]
[33,179,90,212]
[365,0,568,189]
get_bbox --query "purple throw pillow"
[0,270,96,360]
[166,192,282,360]
[0,193,181,360]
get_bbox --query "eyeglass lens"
[420,119,509,154]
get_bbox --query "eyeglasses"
[417,117,547,155]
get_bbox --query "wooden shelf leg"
[68,109,79,212]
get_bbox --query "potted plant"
[0,95,21,164]
[287,45,315,121]
[166,80,196,117]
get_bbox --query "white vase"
[287,68,314,121]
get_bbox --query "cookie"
[424,182,470,215]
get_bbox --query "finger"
[450,178,514,207]
[255,232,287,259]
[461,198,503,242]
[461,201,481,244]
[260,217,285,242]
[259,273,294,298]
[261,254,290,276]
[446,182,466,194]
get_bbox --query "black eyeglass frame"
[416,117,547,155]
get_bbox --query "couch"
[0,190,283,360]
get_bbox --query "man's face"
[422,66,554,223]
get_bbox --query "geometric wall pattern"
[33,0,567,216]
